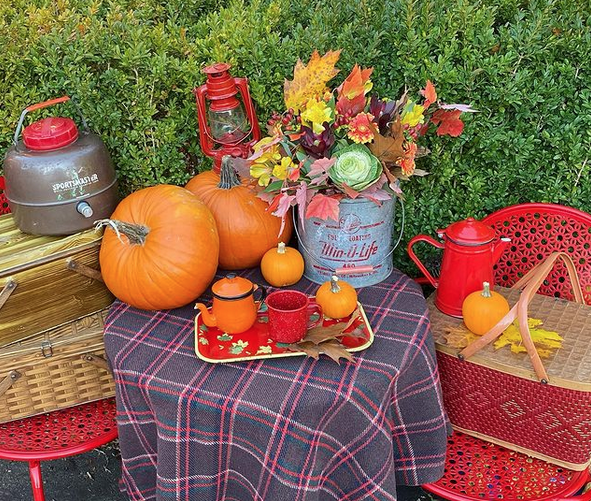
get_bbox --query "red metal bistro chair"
[0,177,118,501]
[0,399,118,501]
[423,203,591,501]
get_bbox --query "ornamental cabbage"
[329,144,382,191]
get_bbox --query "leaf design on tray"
[199,337,209,345]
[256,346,273,355]
[217,333,233,341]
[229,340,249,355]
[286,311,366,363]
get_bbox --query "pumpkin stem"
[481,281,492,298]
[330,275,341,294]
[277,242,286,254]
[218,156,242,190]
[94,219,149,245]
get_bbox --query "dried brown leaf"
[320,339,355,364]
[368,119,405,164]
[303,322,348,345]
[342,306,362,330]
[288,341,322,359]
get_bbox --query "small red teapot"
[407,217,510,317]
[195,274,266,333]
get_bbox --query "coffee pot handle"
[406,235,445,288]
[253,284,267,305]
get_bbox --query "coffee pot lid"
[22,117,79,151]
[442,217,496,245]
[211,273,254,300]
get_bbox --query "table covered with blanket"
[104,267,449,501]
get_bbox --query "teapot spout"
[195,303,217,327]
[492,237,511,264]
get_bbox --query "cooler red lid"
[442,217,495,245]
[22,117,79,151]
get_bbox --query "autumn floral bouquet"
[246,50,475,223]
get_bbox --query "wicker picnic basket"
[0,308,115,423]
[0,212,114,347]
[430,252,591,470]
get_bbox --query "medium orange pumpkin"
[462,281,511,335]
[315,275,358,319]
[185,157,293,270]
[98,185,219,310]
[260,242,304,287]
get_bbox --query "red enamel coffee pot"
[407,217,510,317]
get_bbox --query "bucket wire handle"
[293,196,405,277]
[13,95,89,145]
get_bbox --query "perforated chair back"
[424,203,591,501]
[482,203,591,304]
[0,176,11,214]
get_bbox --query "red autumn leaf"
[420,80,437,109]
[308,157,336,178]
[336,65,373,116]
[272,193,296,219]
[338,64,373,100]
[266,193,282,213]
[305,193,341,221]
[341,183,360,199]
[431,109,465,137]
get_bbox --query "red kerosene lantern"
[193,63,261,173]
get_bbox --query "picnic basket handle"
[458,252,584,383]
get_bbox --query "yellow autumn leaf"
[493,318,563,358]
[284,50,342,112]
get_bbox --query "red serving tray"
[194,302,374,363]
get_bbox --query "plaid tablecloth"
[104,267,449,501]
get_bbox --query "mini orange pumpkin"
[315,275,358,319]
[462,281,511,335]
[260,242,304,287]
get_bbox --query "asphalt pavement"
[0,439,438,500]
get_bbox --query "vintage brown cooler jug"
[2,96,119,235]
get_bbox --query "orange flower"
[398,142,418,176]
[347,113,375,144]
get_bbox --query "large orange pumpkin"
[185,157,293,270]
[99,185,219,310]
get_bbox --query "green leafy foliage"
[1,0,590,274]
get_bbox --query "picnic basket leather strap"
[458,252,584,383]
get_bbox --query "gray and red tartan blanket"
[104,267,449,501]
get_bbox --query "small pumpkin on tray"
[315,275,358,319]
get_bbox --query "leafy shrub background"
[1,0,590,274]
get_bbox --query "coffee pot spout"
[195,303,217,327]
[492,237,511,265]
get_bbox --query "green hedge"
[1,0,590,274]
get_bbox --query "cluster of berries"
[266,108,300,129]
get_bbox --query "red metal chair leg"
[28,460,45,501]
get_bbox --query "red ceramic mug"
[266,290,323,344]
